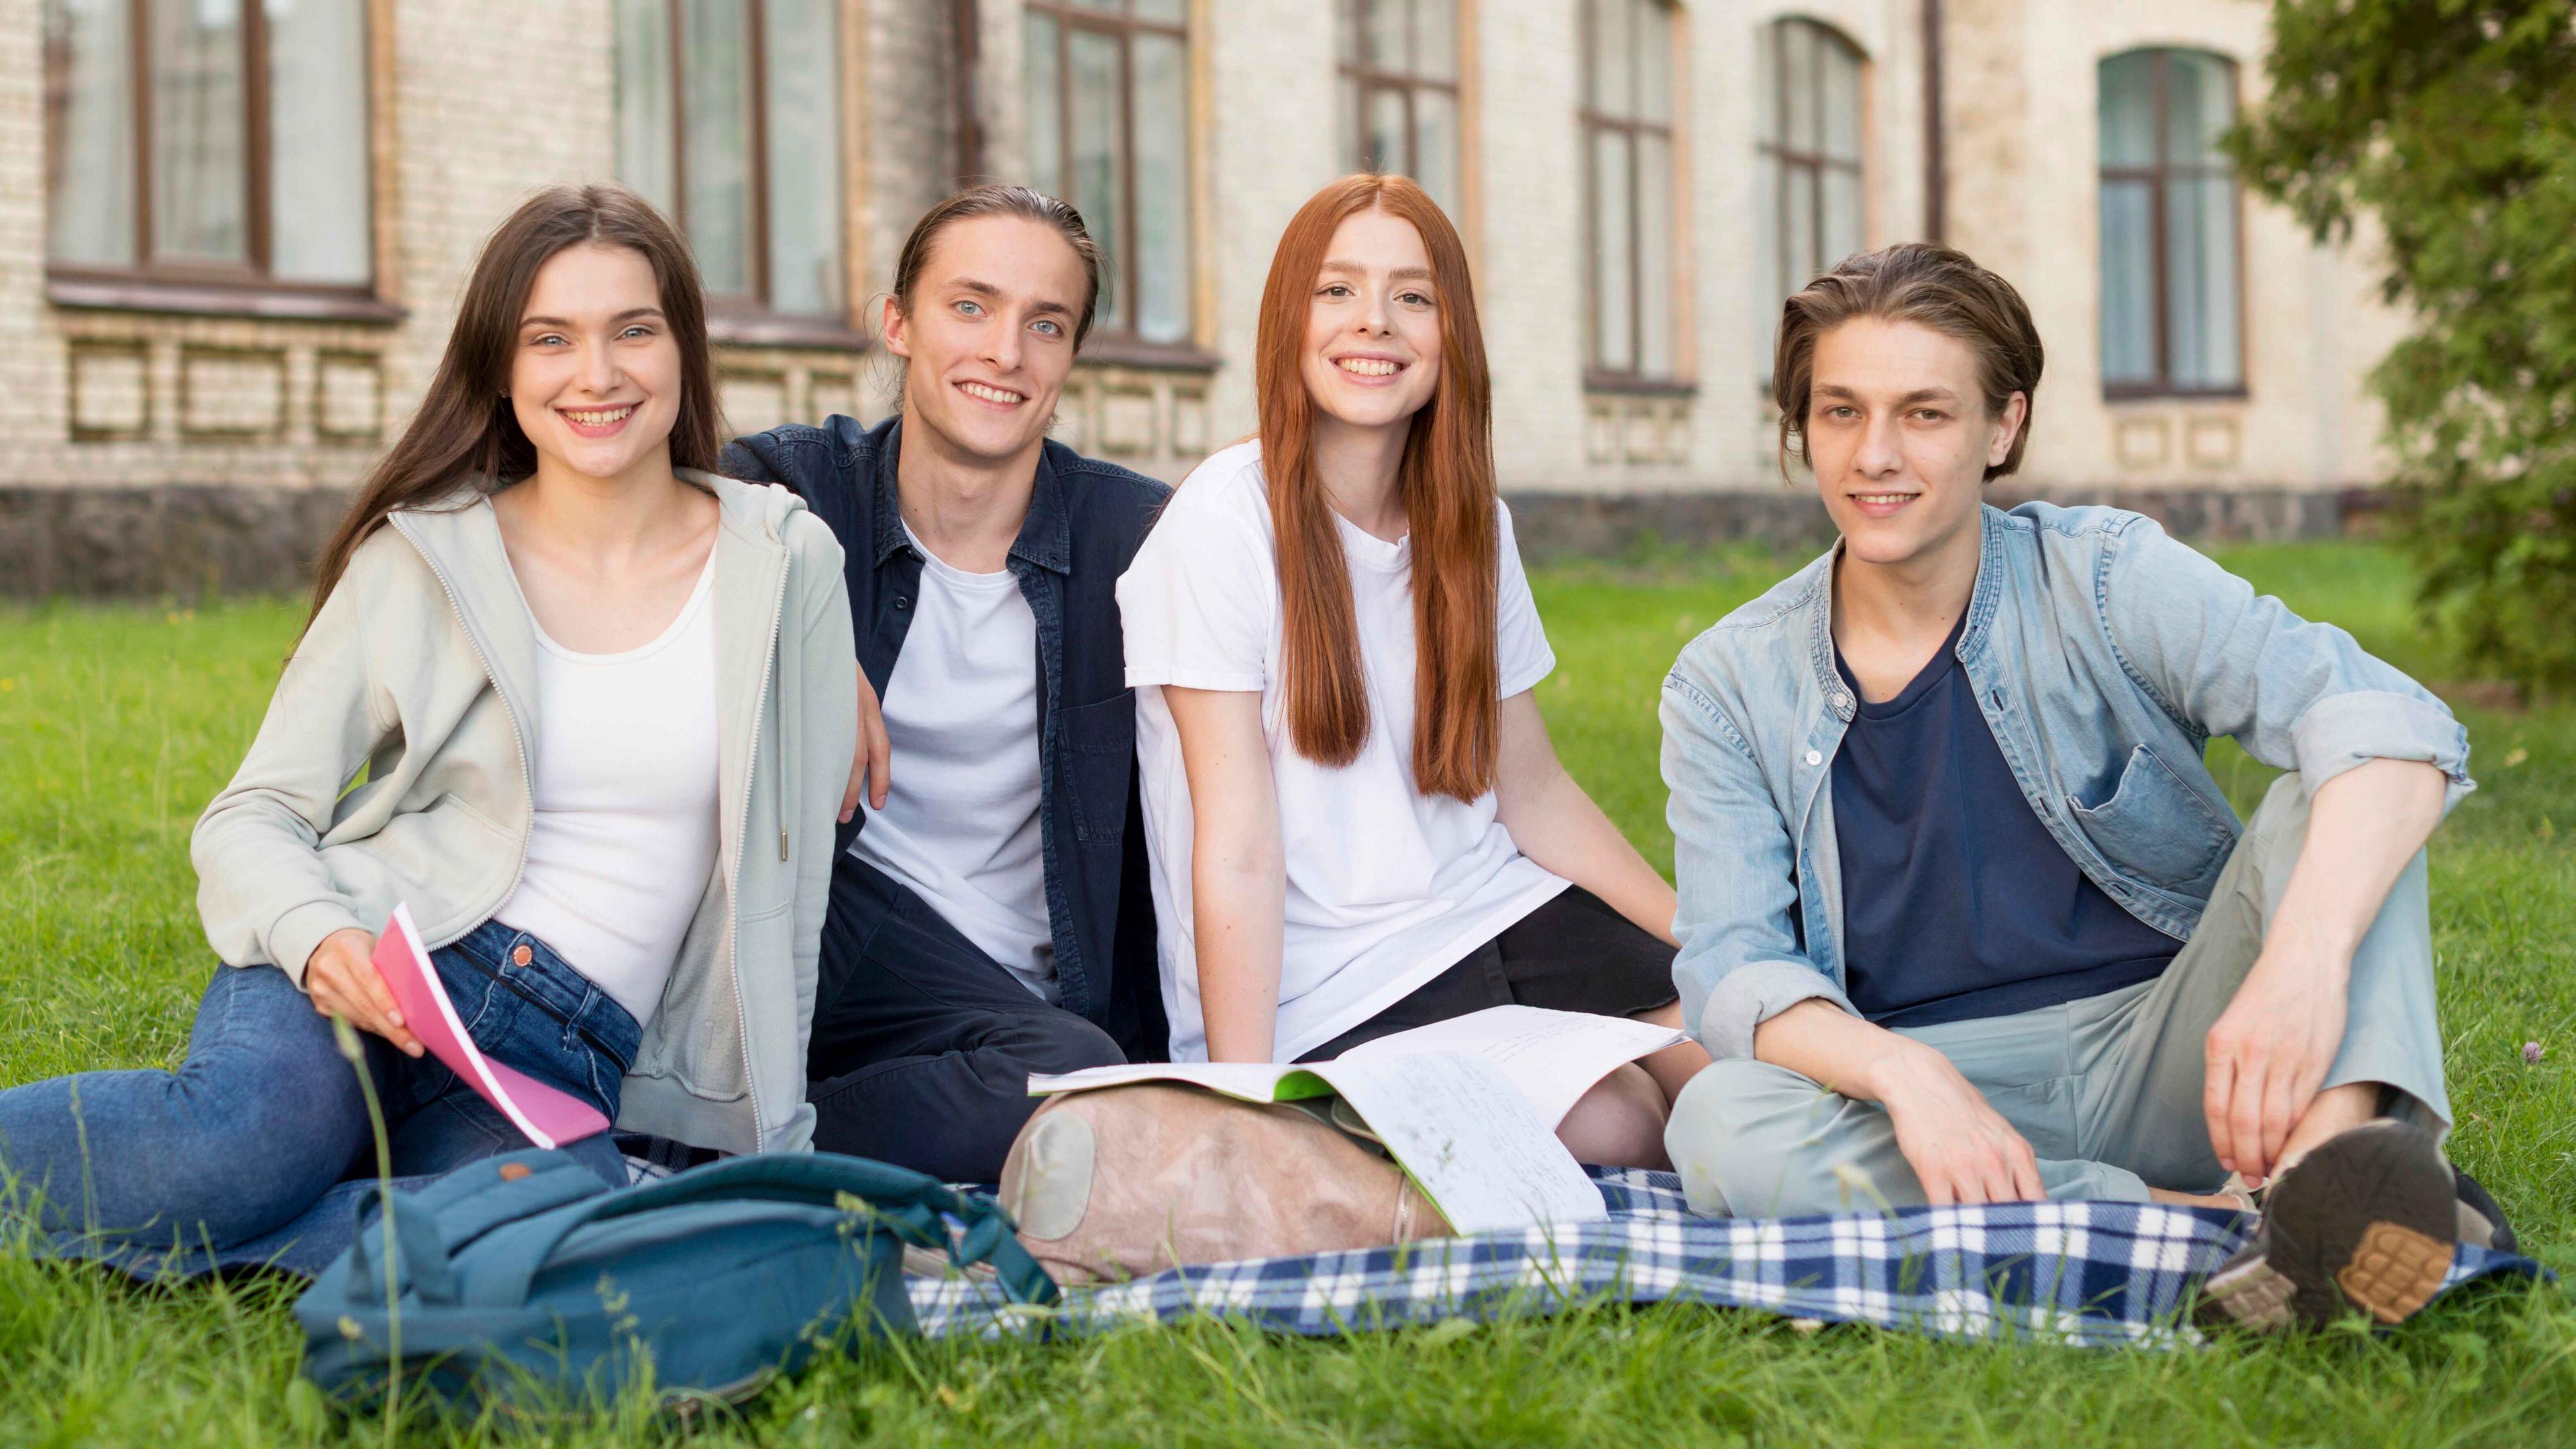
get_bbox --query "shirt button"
[1805,749,1823,766]
[893,596,911,611]
[1830,691,1850,710]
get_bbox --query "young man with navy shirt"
[724,187,1166,1185]
[1658,244,2510,1331]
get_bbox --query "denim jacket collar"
[867,417,1075,577]
[1801,508,2015,724]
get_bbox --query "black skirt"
[1294,885,1678,1063]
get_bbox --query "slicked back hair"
[1772,242,2045,482]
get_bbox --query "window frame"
[1338,0,1461,203]
[2098,47,2248,402]
[624,0,857,343]
[41,0,396,321]
[1024,0,1206,365]
[1758,17,1867,323]
[1578,0,1687,393]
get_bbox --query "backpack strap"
[461,1152,1059,1311]
[338,1151,613,1307]
[341,1186,462,1306]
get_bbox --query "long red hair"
[1252,174,1498,802]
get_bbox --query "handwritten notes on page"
[1027,1004,1689,1232]
[1310,1051,1605,1233]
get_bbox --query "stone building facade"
[0,0,2394,594]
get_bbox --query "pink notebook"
[370,904,611,1150]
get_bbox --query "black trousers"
[1295,885,1679,1062]
[806,852,1124,1183]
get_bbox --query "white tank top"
[495,554,721,1027]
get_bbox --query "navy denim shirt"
[721,415,1171,1054]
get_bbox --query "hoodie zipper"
[389,514,538,928]
[731,547,794,1150]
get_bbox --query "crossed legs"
[1666,771,2447,1216]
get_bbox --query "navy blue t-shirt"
[1831,615,2179,1028]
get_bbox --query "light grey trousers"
[1666,771,2450,1216]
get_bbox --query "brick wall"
[0,0,2407,596]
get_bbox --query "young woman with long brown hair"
[1117,175,1708,1166]
[0,184,855,1272]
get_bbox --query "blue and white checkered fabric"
[908,1167,2542,1348]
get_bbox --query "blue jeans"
[0,920,638,1275]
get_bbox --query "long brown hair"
[1252,174,1499,802]
[305,182,722,621]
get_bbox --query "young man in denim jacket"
[724,188,1167,1185]
[1658,244,2509,1331]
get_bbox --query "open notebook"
[370,904,611,1150]
[1029,1006,1686,1235]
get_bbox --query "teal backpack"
[297,1147,1057,1411]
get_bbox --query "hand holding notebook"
[368,904,611,1150]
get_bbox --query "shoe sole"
[2198,1121,2457,1331]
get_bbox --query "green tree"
[2231,1,2576,695]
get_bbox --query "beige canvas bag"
[996,1083,1454,1285]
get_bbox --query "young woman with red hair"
[1116,176,1707,1165]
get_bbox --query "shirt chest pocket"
[1061,690,1139,844]
[2068,743,2235,898]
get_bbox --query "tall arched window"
[1756,18,1865,337]
[1340,0,1461,219]
[1582,0,1679,382]
[1025,0,1193,348]
[2098,48,2243,395]
[44,0,374,294]
[614,0,847,324]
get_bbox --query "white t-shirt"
[846,521,1057,1000]
[496,553,721,1028]
[1117,439,1568,1062]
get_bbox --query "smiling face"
[885,214,1085,469]
[507,242,684,486]
[1805,316,2027,572]
[1300,208,1444,439]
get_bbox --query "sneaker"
[2453,1169,2518,1256]
[2196,1120,2459,1332]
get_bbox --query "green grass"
[2,543,2571,1446]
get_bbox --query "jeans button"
[511,944,533,967]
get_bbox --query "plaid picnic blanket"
[907,1167,2545,1348]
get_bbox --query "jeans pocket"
[1980,1075,2084,1161]
[583,1043,627,1120]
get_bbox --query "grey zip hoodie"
[192,471,857,1155]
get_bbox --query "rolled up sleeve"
[2289,689,2475,813]
[1661,665,1854,1061]
[2102,518,2475,817]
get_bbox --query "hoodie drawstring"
[774,645,789,861]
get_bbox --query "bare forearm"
[2269,758,2447,970]
[1193,859,1285,1062]
[1504,767,1680,947]
[1752,998,1912,1101]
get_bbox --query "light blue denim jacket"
[1660,502,2473,1060]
